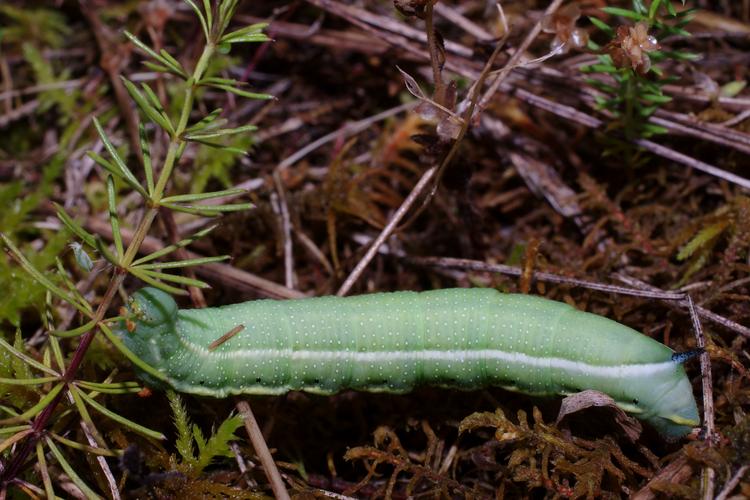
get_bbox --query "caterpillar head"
[128,287,178,329]
[619,358,700,440]
[119,287,179,390]
[640,368,700,440]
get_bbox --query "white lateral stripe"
[200,345,674,378]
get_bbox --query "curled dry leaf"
[541,3,589,53]
[401,68,461,141]
[557,390,642,442]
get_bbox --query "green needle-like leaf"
[131,225,218,265]
[134,255,228,270]
[46,437,104,500]
[184,0,210,39]
[136,268,209,288]
[161,187,247,203]
[159,49,186,77]
[75,387,165,440]
[220,23,270,44]
[184,123,257,140]
[0,383,64,425]
[49,432,119,457]
[0,338,60,376]
[50,319,97,338]
[53,203,96,248]
[92,118,147,197]
[185,108,225,134]
[106,176,123,259]
[128,268,190,294]
[0,376,60,386]
[139,123,154,195]
[161,201,254,216]
[35,442,56,500]
[99,323,172,384]
[0,233,92,318]
[0,425,31,437]
[121,77,175,134]
[124,31,186,78]
[202,0,213,32]
[76,380,142,394]
[181,137,248,154]
[215,84,274,100]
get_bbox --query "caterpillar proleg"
[118,287,700,438]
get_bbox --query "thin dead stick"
[478,0,566,112]
[79,421,120,500]
[235,400,291,500]
[208,324,245,351]
[685,295,716,500]
[337,167,437,296]
[716,465,749,500]
[272,102,416,174]
[397,31,509,231]
[434,2,493,41]
[406,256,685,299]
[404,256,749,338]
[272,171,296,289]
[636,139,750,191]
[424,2,446,106]
[613,273,750,338]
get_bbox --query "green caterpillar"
[119,287,700,439]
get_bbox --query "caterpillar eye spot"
[632,399,639,405]
[255,378,262,383]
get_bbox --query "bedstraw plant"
[584,0,695,140]
[0,1,270,496]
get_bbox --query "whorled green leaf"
[106,176,123,259]
[0,234,92,318]
[53,204,96,249]
[123,31,186,78]
[161,188,247,204]
[184,0,210,40]
[220,22,270,45]
[133,268,209,288]
[131,225,218,266]
[45,437,104,500]
[0,383,64,424]
[160,201,254,216]
[99,323,172,384]
[49,432,119,457]
[183,124,258,141]
[133,255,228,271]
[128,268,189,295]
[91,118,148,198]
[75,380,142,395]
[120,77,175,134]
[139,123,155,195]
[50,319,97,338]
[184,108,225,135]
[73,386,165,440]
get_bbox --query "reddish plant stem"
[0,273,125,486]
